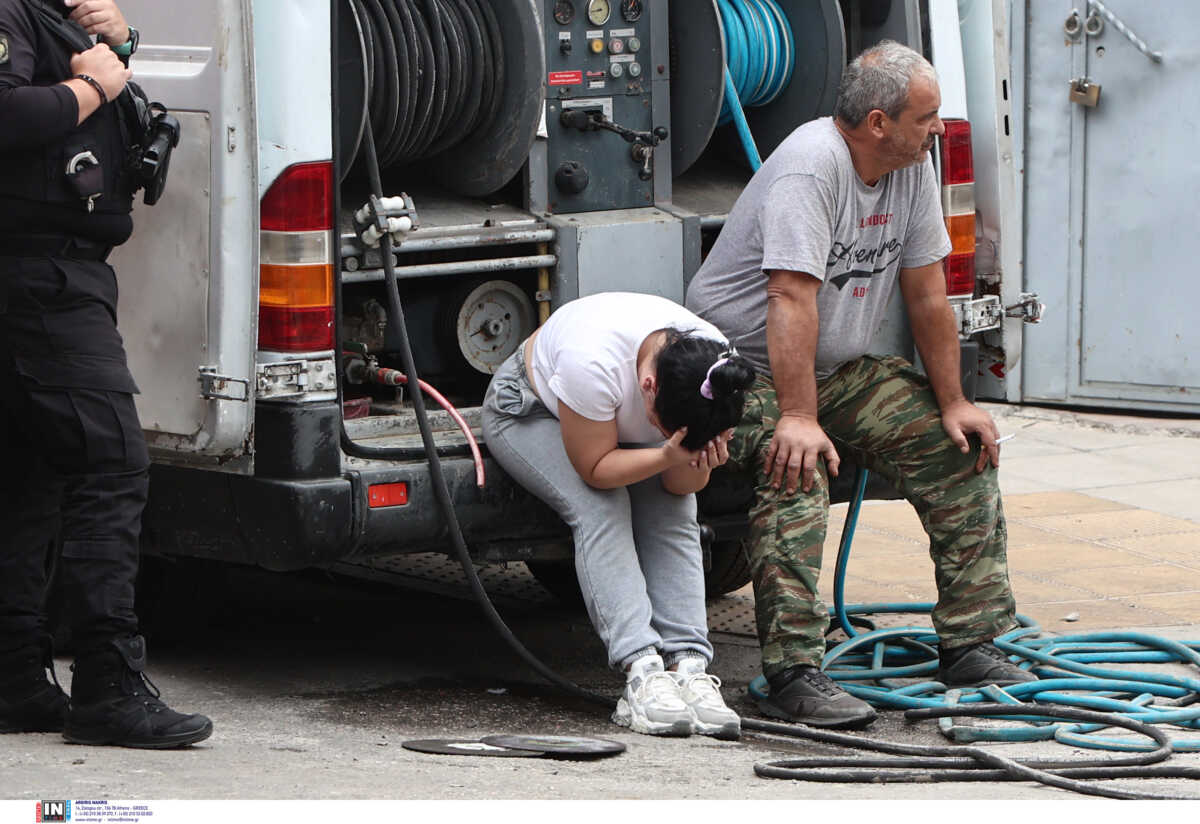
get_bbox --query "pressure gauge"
[553,0,574,25]
[620,0,643,22]
[586,0,611,26]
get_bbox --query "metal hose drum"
[339,0,545,195]
[669,0,845,175]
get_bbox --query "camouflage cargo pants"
[727,354,1017,679]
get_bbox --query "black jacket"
[0,0,134,244]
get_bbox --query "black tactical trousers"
[0,254,148,654]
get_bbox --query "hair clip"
[700,357,730,400]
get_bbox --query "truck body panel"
[105,1,1024,577]
[110,0,258,459]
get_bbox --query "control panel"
[538,0,668,213]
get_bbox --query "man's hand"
[65,0,129,45]
[69,43,131,102]
[763,413,840,495]
[941,398,1001,472]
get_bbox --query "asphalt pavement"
[1,402,1199,809]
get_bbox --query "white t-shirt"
[529,292,727,444]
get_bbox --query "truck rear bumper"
[144,455,568,571]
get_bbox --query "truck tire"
[525,560,584,608]
[528,541,753,606]
[705,540,753,598]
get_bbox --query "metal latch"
[1005,293,1045,323]
[952,295,1004,337]
[197,367,249,401]
[255,358,337,399]
[1069,77,1101,107]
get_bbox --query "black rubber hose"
[433,0,484,152]
[426,0,462,151]
[360,0,400,154]
[403,1,441,159]
[375,0,410,162]
[751,705,1200,800]
[381,0,417,165]
[350,117,609,709]
[352,0,503,169]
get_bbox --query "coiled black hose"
[349,0,503,169]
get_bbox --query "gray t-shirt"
[685,117,951,379]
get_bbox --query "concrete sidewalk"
[817,402,1200,633]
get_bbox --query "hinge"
[197,367,249,401]
[255,358,338,400]
[951,295,1003,336]
[1005,293,1045,324]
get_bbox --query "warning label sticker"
[548,71,583,86]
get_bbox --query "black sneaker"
[938,642,1037,688]
[0,643,69,733]
[64,635,212,749]
[756,665,877,729]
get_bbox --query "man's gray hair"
[833,40,937,127]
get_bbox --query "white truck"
[105,0,1031,598]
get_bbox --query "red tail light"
[939,119,976,297]
[940,119,974,185]
[259,162,334,352]
[260,162,332,232]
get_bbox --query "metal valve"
[559,109,668,180]
[559,109,668,148]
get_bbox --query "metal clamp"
[951,295,1003,337]
[353,193,420,249]
[1005,293,1045,324]
[255,358,337,399]
[197,367,249,401]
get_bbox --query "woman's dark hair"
[653,329,756,450]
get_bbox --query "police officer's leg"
[27,386,213,748]
[726,378,877,727]
[40,388,146,650]
[0,370,70,732]
[817,355,1020,658]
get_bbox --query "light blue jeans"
[481,346,713,671]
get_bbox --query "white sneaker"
[672,657,741,740]
[612,654,694,736]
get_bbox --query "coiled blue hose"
[717,0,795,170]
[748,468,1200,752]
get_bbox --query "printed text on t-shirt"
[859,213,893,228]
[825,237,903,292]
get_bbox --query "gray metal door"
[1022,1,1199,413]
[107,0,258,457]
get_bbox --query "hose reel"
[668,0,846,175]
[339,0,545,195]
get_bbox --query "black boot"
[64,635,212,748]
[0,641,70,733]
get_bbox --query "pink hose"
[366,366,486,488]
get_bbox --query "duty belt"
[0,234,112,261]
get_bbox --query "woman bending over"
[481,292,755,738]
